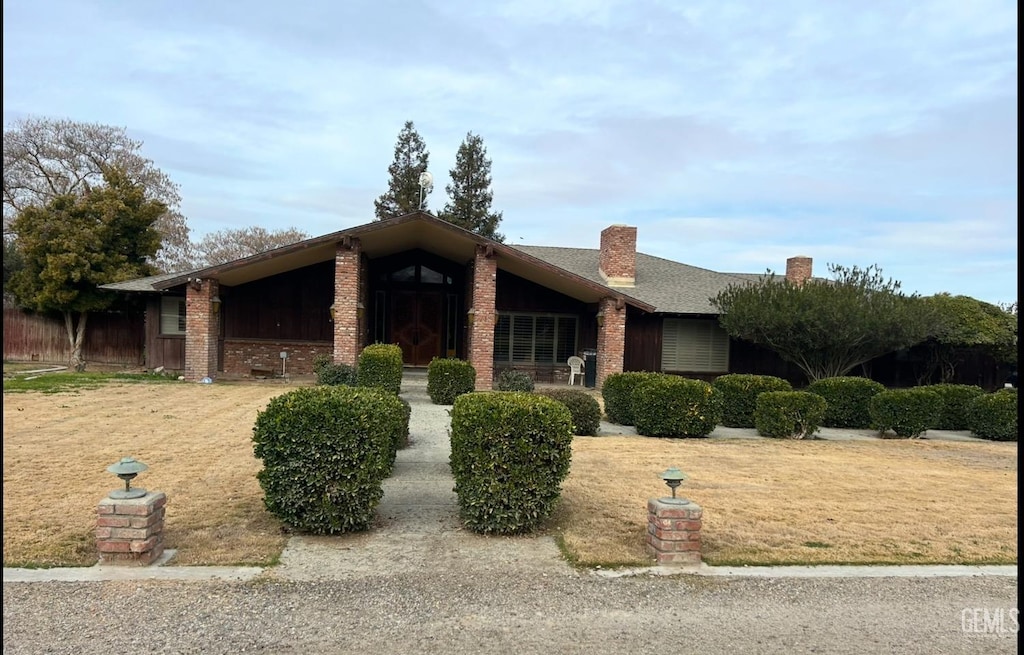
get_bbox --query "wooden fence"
[3,307,144,366]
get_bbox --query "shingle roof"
[101,270,201,292]
[510,245,751,314]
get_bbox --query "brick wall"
[221,340,332,376]
[184,279,219,381]
[596,297,626,388]
[469,245,497,390]
[786,256,813,286]
[599,225,637,287]
[333,238,362,366]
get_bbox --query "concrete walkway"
[3,370,1015,584]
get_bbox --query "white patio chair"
[567,356,584,386]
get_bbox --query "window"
[494,313,578,364]
[160,296,186,335]
[661,318,729,372]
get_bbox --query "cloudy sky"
[3,0,1018,305]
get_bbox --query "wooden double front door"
[390,290,443,366]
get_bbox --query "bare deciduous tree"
[193,226,310,267]
[3,116,194,272]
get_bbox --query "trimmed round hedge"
[713,373,792,428]
[631,375,722,438]
[754,391,827,439]
[917,384,985,430]
[357,343,404,395]
[449,392,573,534]
[534,389,602,436]
[967,389,1017,441]
[316,362,357,387]
[601,371,661,425]
[806,376,886,428]
[868,388,943,439]
[426,358,476,405]
[252,386,404,533]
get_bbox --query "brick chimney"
[599,225,637,288]
[786,256,813,286]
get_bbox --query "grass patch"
[2,371,180,394]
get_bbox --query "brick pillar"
[185,279,219,381]
[469,245,497,391]
[333,238,362,367]
[97,491,167,566]
[596,297,626,388]
[646,498,702,566]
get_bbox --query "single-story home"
[103,211,814,390]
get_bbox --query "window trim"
[160,296,187,336]
[661,317,730,373]
[494,311,579,365]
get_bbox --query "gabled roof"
[511,245,752,314]
[102,212,655,311]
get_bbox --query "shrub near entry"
[713,374,793,428]
[496,369,535,392]
[534,389,602,436]
[357,344,404,394]
[754,391,827,439]
[252,386,403,533]
[968,388,1017,441]
[449,392,573,534]
[601,372,661,425]
[631,375,722,438]
[427,358,476,405]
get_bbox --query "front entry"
[391,290,443,366]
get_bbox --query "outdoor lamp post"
[659,467,689,505]
[107,457,149,499]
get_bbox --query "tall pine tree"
[374,121,431,219]
[440,132,504,241]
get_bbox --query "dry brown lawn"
[3,381,1018,568]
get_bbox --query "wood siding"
[3,306,144,365]
[624,309,661,372]
[223,262,334,342]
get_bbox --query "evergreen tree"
[439,132,504,241]
[374,121,431,219]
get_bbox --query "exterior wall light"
[466,308,476,326]
[107,457,149,499]
[328,303,336,322]
[356,302,365,320]
[211,295,222,315]
[596,311,605,327]
[659,467,689,505]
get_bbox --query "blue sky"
[3,0,1017,305]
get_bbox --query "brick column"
[97,491,167,565]
[185,279,219,381]
[469,245,497,390]
[596,297,626,388]
[333,238,362,367]
[647,498,702,566]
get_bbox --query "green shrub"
[535,389,602,436]
[601,371,661,425]
[754,391,827,439]
[251,386,403,533]
[917,384,985,430]
[390,398,412,468]
[869,388,943,439]
[713,374,793,428]
[356,344,404,394]
[316,362,357,387]
[967,389,1017,441]
[426,358,476,404]
[496,369,535,392]
[806,377,886,428]
[312,353,332,374]
[631,375,722,438]
[449,392,573,534]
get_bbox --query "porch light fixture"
[659,467,689,505]
[356,302,365,320]
[107,457,149,499]
[211,295,222,315]
[328,303,336,322]
[596,311,605,327]
[466,307,476,326]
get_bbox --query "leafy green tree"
[8,168,163,371]
[374,121,430,219]
[917,293,1018,383]
[711,264,935,383]
[439,132,504,241]
[3,116,192,272]
[2,234,23,303]
[193,226,310,267]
